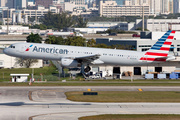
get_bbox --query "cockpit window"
[8,45,15,48]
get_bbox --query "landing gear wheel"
[84,66,91,72]
[20,63,23,67]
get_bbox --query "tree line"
[27,33,134,50]
[27,11,88,30]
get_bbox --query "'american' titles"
[33,46,68,54]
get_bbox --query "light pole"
[38,17,40,24]
[31,68,34,82]
[85,40,88,47]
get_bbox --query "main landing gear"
[84,65,91,72]
[20,63,23,67]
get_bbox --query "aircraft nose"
[3,48,8,55]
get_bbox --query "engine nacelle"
[61,58,78,67]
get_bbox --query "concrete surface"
[0,86,180,120]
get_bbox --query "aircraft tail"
[140,30,176,62]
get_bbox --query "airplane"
[3,30,176,72]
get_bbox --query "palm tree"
[26,33,42,43]
[45,35,56,44]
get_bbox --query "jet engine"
[61,58,79,67]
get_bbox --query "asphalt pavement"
[0,86,180,120]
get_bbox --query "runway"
[0,86,180,120]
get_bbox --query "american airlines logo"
[32,46,69,54]
[25,44,33,51]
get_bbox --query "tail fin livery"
[140,30,176,62]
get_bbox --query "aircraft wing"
[63,54,104,64]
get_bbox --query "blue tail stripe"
[153,44,163,47]
[151,47,161,50]
[156,42,164,44]
[164,32,171,35]
[159,39,166,42]
[163,34,169,36]
[161,36,168,39]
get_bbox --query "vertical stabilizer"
[140,30,176,61]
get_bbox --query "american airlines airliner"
[3,30,176,72]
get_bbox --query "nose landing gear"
[20,58,24,67]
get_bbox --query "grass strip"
[65,91,180,102]
[1,82,180,86]
[79,114,180,120]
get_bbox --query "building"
[53,0,64,4]
[0,5,60,25]
[114,0,125,5]
[64,2,75,11]
[36,0,53,8]
[87,22,120,28]
[71,7,98,18]
[161,0,169,14]
[169,0,173,13]
[14,0,27,9]
[173,0,180,13]
[27,0,35,4]
[65,0,85,5]
[96,0,125,7]
[0,0,13,8]
[136,18,180,32]
[160,0,173,14]
[150,0,161,15]
[99,1,151,17]
[22,5,60,18]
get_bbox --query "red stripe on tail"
[167,36,174,39]
[163,42,172,45]
[145,52,168,57]
[160,47,170,51]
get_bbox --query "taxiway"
[0,86,180,120]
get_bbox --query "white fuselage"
[3,43,153,66]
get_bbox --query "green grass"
[1,81,180,86]
[65,91,180,102]
[79,114,180,120]
[2,65,180,86]
[0,65,59,82]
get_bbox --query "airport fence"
[33,73,71,81]
[0,72,75,82]
[0,77,11,82]
[34,74,59,81]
